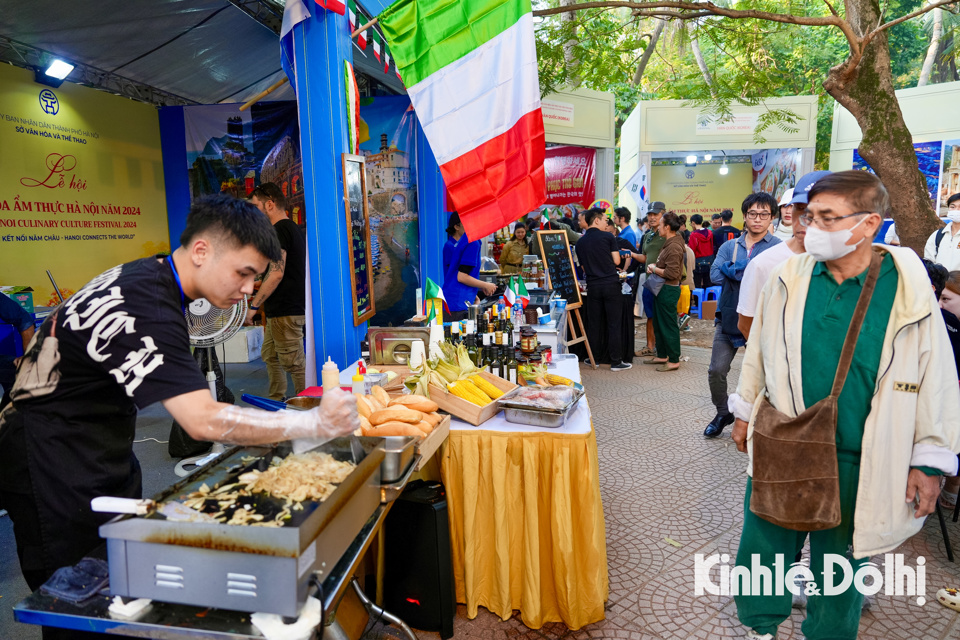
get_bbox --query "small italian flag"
[502,276,529,309]
[372,33,381,62]
[423,277,450,326]
[379,0,545,242]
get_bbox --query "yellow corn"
[447,380,492,406]
[470,375,504,399]
[546,374,574,387]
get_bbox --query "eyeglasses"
[744,210,772,220]
[798,211,872,229]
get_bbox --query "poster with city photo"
[940,140,960,216]
[358,96,420,327]
[853,141,942,210]
[183,102,306,226]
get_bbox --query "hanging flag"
[423,277,450,313]
[357,22,368,49]
[372,32,382,62]
[344,62,360,154]
[384,50,391,74]
[379,0,546,242]
[502,276,529,308]
[347,0,356,32]
[280,0,312,92]
[314,0,346,16]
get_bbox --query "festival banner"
[359,96,420,328]
[182,102,305,225]
[544,145,596,208]
[751,148,800,202]
[651,158,753,227]
[0,64,170,304]
[940,140,960,216]
[854,141,941,210]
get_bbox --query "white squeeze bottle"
[322,357,340,394]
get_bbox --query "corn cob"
[447,380,492,406]
[546,373,574,387]
[470,375,504,399]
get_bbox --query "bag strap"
[935,227,946,258]
[830,251,882,398]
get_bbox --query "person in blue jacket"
[0,293,34,410]
[442,212,496,320]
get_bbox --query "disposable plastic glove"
[206,388,359,445]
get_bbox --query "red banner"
[544,145,596,208]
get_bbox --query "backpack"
[935,227,947,258]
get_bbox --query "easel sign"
[342,153,376,325]
[535,230,596,369]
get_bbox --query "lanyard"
[167,256,186,314]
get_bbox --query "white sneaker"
[937,587,960,611]
[746,631,775,640]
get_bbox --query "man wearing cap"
[737,173,829,340]
[773,188,796,241]
[703,192,781,438]
[630,201,666,357]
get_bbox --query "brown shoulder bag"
[749,252,881,531]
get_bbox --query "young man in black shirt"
[0,196,358,639]
[247,183,307,399]
[712,209,741,257]
[575,208,631,371]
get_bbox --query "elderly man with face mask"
[729,171,960,640]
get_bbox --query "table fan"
[173,296,247,477]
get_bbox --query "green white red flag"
[502,276,529,308]
[378,0,546,242]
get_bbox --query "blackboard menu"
[536,230,582,310]
[342,153,376,325]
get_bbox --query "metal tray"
[380,435,417,483]
[499,387,585,428]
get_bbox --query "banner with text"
[544,145,596,208]
[651,158,752,228]
[0,64,170,305]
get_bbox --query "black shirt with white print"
[0,256,209,497]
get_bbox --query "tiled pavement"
[407,345,960,640]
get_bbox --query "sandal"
[656,364,680,372]
[636,347,656,357]
[643,358,668,365]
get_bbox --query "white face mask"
[947,210,960,223]
[804,216,868,262]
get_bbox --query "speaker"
[383,479,455,639]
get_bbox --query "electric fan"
[173,296,248,477]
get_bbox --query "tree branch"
[533,2,842,28]
[864,0,960,47]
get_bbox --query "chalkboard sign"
[536,230,582,310]
[342,153,376,325]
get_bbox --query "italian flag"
[379,0,546,242]
[502,276,529,308]
[372,33,381,62]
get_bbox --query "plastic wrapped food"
[511,385,575,410]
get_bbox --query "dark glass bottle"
[481,347,493,373]
[489,346,503,378]
[466,335,480,367]
[505,347,519,385]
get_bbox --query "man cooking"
[0,196,359,640]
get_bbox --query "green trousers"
[735,454,865,640]
[652,284,681,363]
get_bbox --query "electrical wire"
[133,437,169,444]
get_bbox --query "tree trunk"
[918,6,943,87]
[688,24,716,97]
[824,0,940,254]
[633,18,666,86]
[561,0,579,85]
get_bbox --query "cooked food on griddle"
[180,451,355,526]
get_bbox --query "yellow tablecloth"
[440,426,608,630]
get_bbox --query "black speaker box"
[383,479,456,639]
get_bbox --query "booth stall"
[617,95,819,232]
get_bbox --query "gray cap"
[791,171,832,204]
[648,201,666,214]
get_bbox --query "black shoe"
[610,361,633,372]
[704,413,735,438]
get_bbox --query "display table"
[569,290,636,364]
[440,360,608,630]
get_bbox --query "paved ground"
[4,341,960,639]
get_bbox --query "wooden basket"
[415,414,450,470]
[428,371,518,426]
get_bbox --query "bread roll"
[414,420,434,435]
[369,407,422,426]
[368,421,423,438]
[371,385,391,407]
[359,415,372,431]
[366,394,385,411]
[388,395,440,413]
[422,412,443,427]
[355,394,373,418]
